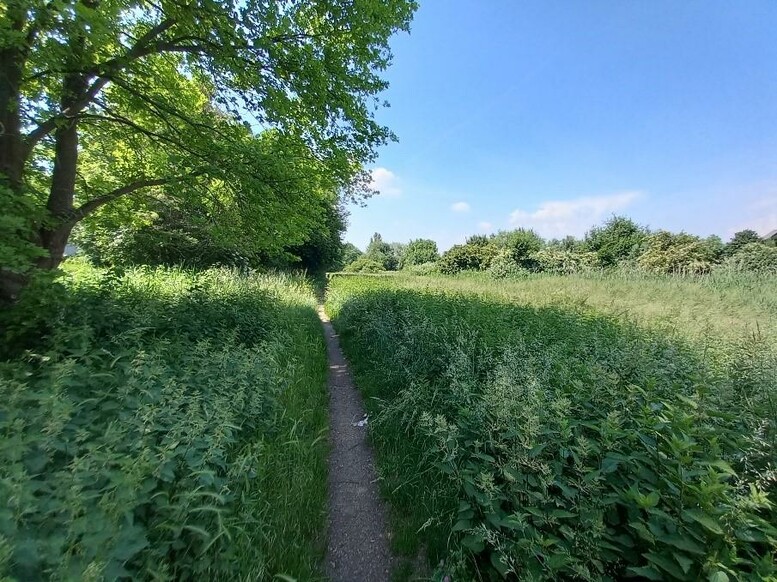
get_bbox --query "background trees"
[400,239,439,268]
[340,220,775,277]
[0,0,418,300]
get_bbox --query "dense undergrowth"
[0,259,328,580]
[326,272,777,581]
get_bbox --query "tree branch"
[71,171,204,221]
[22,18,178,157]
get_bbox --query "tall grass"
[326,272,777,580]
[0,259,328,580]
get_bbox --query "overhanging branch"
[71,170,205,222]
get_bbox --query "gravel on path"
[319,306,394,582]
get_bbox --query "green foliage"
[341,243,364,268]
[531,247,600,274]
[439,242,499,275]
[487,249,528,279]
[2,0,418,281]
[491,229,544,268]
[326,274,777,581]
[584,216,648,267]
[0,184,47,275]
[0,262,328,580]
[700,235,726,262]
[401,239,439,268]
[726,230,763,256]
[365,232,401,270]
[724,242,777,274]
[405,261,440,276]
[638,231,718,274]
[344,256,386,273]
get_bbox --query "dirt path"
[318,306,394,581]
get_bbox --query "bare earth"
[318,307,394,581]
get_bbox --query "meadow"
[0,260,329,581]
[326,271,777,580]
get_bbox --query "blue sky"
[345,1,777,251]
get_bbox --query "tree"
[725,230,762,256]
[340,243,363,269]
[365,232,398,270]
[584,216,647,267]
[491,228,543,268]
[0,0,417,301]
[401,239,438,268]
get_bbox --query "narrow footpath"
[318,306,394,581]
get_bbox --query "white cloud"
[451,201,471,213]
[509,191,642,238]
[369,167,401,197]
[478,221,493,231]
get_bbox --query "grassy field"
[0,260,329,580]
[326,271,777,581]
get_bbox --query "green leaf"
[626,566,663,580]
[682,509,724,535]
[708,572,729,582]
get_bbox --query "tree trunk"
[0,4,26,193]
[36,67,88,271]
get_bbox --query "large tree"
[0,0,417,300]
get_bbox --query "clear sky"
[345,0,777,251]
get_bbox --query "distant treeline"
[343,217,777,276]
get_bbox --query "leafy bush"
[405,261,440,276]
[344,256,386,273]
[724,242,777,273]
[725,230,763,256]
[365,232,400,270]
[326,275,777,581]
[341,242,364,267]
[584,216,647,267]
[638,231,717,274]
[488,250,528,279]
[492,229,544,268]
[401,239,439,268]
[532,247,600,274]
[439,243,498,275]
[0,263,328,580]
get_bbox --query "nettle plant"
[327,277,777,581]
[0,265,320,579]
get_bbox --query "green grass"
[0,259,328,580]
[326,271,777,581]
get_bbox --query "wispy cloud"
[509,191,642,238]
[451,201,471,213]
[478,221,493,231]
[369,167,402,197]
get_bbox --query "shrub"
[438,243,497,274]
[638,231,716,274]
[725,242,777,273]
[488,250,528,279]
[725,229,763,256]
[492,229,543,268]
[401,239,439,268]
[584,216,647,267]
[0,265,327,580]
[406,261,440,276]
[340,242,363,268]
[326,276,777,581]
[344,256,386,273]
[532,247,600,274]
